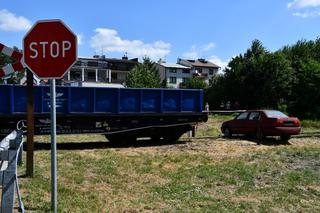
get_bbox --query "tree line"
[207,39,320,119]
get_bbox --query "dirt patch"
[113,136,318,159]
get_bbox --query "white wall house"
[156,58,220,88]
[156,62,191,88]
[64,56,139,85]
[177,58,220,85]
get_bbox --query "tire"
[223,128,232,138]
[280,135,291,142]
[256,128,264,145]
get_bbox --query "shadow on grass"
[25,139,188,151]
[224,135,292,146]
[223,130,320,146]
[296,131,320,138]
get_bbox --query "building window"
[85,70,96,82]
[70,68,82,81]
[209,69,214,75]
[169,77,177,84]
[79,60,87,67]
[168,68,177,73]
[196,68,202,73]
[87,61,98,67]
[111,73,117,80]
[182,69,190,74]
[98,61,108,68]
[98,69,107,82]
[182,77,189,83]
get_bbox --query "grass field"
[17,115,320,212]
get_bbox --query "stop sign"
[23,20,77,79]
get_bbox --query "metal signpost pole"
[50,79,57,213]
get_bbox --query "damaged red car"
[221,110,301,141]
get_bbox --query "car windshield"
[265,110,288,118]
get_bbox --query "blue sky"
[1,0,320,68]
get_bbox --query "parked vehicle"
[0,85,207,143]
[221,110,301,141]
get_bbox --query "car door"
[231,112,250,134]
[247,111,260,134]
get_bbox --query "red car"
[221,110,301,141]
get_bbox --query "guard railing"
[0,130,24,213]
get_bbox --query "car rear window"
[265,110,288,118]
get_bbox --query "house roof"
[77,56,139,64]
[179,59,220,68]
[158,63,190,69]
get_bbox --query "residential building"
[156,58,220,88]
[177,58,220,84]
[63,55,139,85]
[156,62,191,88]
[106,56,139,84]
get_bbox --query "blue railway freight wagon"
[0,85,207,142]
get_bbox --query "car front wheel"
[223,128,232,138]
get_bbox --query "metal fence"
[0,130,24,213]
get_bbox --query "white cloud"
[182,45,200,59]
[293,10,320,17]
[182,42,228,71]
[287,0,320,18]
[90,28,170,60]
[182,42,216,59]
[0,9,31,32]
[287,0,320,9]
[203,42,215,51]
[208,55,229,71]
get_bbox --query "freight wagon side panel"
[0,85,203,115]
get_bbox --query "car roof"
[245,109,281,114]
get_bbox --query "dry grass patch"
[16,115,320,212]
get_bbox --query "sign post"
[26,70,34,177]
[50,79,57,211]
[23,19,77,212]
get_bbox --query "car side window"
[249,112,260,120]
[236,112,249,120]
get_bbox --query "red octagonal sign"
[23,20,77,79]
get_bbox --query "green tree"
[125,57,163,88]
[207,38,320,118]
[280,39,320,118]
[207,74,226,108]
[182,77,208,90]
[208,40,293,110]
